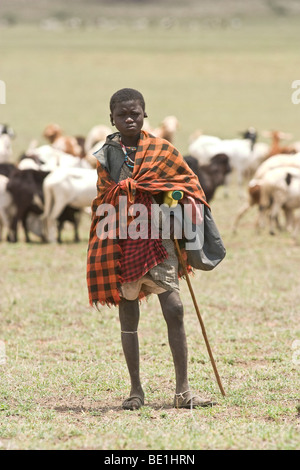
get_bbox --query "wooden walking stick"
[164,190,226,397]
[174,237,226,397]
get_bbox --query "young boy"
[87,88,216,410]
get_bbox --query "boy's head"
[109,88,146,114]
[109,88,148,142]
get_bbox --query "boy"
[87,88,216,410]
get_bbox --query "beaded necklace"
[120,142,137,169]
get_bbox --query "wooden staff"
[174,237,226,397]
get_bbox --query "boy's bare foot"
[122,395,144,410]
[174,390,217,409]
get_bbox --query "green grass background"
[0,0,299,450]
[1,9,300,156]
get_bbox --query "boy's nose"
[125,116,134,122]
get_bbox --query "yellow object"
[163,190,184,207]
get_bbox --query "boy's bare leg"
[158,290,190,394]
[158,289,216,408]
[118,298,144,409]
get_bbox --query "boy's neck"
[120,133,140,148]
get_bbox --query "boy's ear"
[144,112,148,118]
[110,114,115,126]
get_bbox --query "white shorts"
[120,274,166,301]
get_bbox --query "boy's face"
[110,100,145,141]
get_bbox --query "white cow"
[41,167,97,242]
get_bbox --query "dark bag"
[185,205,226,271]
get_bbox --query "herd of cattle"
[0,118,300,244]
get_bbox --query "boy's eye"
[115,110,141,119]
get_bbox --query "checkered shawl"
[118,189,168,283]
[87,130,208,307]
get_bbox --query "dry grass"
[0,186,299,450]
[0,15,300,450]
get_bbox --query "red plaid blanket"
[87,131,208,307]
[118,190,167,283]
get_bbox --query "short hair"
[110,88,146,112]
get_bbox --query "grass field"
[1,14,300,156]
[0,10,300,450]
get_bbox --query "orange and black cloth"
[87,131,208,307]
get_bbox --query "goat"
[43,123,82,157]
[184,153,231,203]
[19,145,92,171]
[4,168,81,243]
[232,153,300,233]
[0,124,15,163]
[24,205,82,243]
[262,130,297,158]
[240,127,257,150]
[0,175,16,241]
[84,124,113,168]
[56,206,81,243]
[0,162,17,178]
[258,166,300,238]
[41,167,97,242]
[6,168,50,242]
[148,116,179,144]
[188,130,269,195]
[84,125,113,154]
